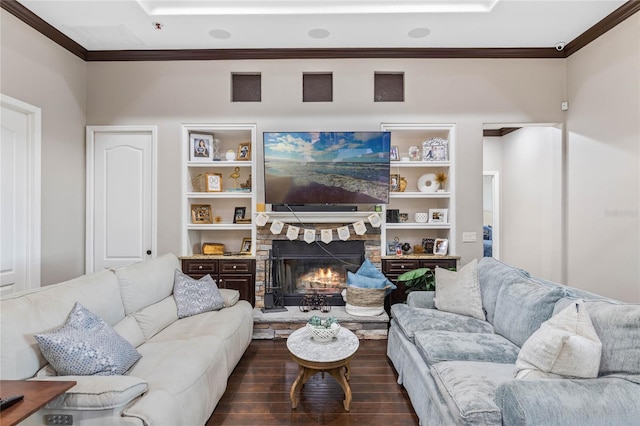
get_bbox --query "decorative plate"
[418,173,439,192]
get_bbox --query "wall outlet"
[44,414,73,425]
[462,232,477,243]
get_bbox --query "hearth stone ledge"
[253,307,389,340]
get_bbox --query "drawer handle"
[233,265,237,269]
[401,265,405,269]
[198,265,203,270]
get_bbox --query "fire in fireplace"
[270,240,365,306]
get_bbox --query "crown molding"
[1,0,87,60]
[3,0,638,62]
[483,128,521,138]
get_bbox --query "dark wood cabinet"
[383,257,458,309]
[181,257,255,306]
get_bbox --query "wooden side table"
[286,327,359,411]
[0,380,76,426]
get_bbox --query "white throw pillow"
[515,299,602,379]
[434,259,485,320]
[173,269,225,319]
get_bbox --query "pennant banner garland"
[255,212,384,242]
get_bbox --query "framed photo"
[190,133,214,162]
[429,208,448,224]
[422,238,435,253]
[240,237,252,254]
[390,174,400,192]
[387,242,398,255]
[390,146,399,161]
[191,204,213,224]
[237,142,251,161]
[233,206,246,223]
[408,145,420,161]
[434,238,449,255]
[423,137,449,162]
[205,173,222,192]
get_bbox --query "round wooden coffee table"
[287,326,360,411]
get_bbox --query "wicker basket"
[345,286,388,307]
[344,285,390,316]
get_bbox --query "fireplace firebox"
[270,240,365,306]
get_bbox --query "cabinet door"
[219,274,254,305]
[383,259,420,308]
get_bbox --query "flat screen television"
[263,131,391,205]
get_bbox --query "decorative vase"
[415,212,429,223]
[399,177,407,192]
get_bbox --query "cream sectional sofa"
[0,253,254,426]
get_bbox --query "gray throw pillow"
[173,269,225,318]
[35,302,142,376]
[434,259,486,320]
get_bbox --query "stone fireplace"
[270,240,365,306]
[255,220,382,308]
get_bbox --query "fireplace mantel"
[260,211,381,224]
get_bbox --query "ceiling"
[12,0,631,53]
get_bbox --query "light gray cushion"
[435,259,485,320]
[555,298,640,376]
[477,257,531,324]
[493,281,564,347]
[431,361,515,425]
[34,303,142,376]
[391,303,494,343]
[515,299,602,379]
[415,331,519,367]
[173,269,225,319]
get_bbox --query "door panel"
[88,127,156,272]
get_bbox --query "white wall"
[1,11,87,285]
[85,58,566,266]
[499,127,563,282]
[566,14,640,302]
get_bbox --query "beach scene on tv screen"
[264,132,390,204]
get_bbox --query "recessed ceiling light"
[308,28,330,39]
[209,29,231,39]
[408,28,431,39]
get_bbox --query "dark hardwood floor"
[207,339,419,425]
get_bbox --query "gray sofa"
[0,253,254,426]
[387,257,640,425]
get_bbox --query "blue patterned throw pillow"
[173,269,225,319]
[35,302,142,376]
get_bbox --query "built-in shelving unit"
[380,123,456,256]
[181,124,257,256]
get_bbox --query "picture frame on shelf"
[237,142,251,161]
[190,133,215,162]
[433,238,449,255]
[390,146,399,161]
[233,207,246,223]
[390,174,400,191]
[422,138,449,161]
[422,238,435,253]
[408,145,420,161]
[206,173,223,192]
[387,242,398,255]
[191,204,213,224]
[429,208,448,224]
[240,237,252,254]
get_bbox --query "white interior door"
[86,126,157,272]
[0,95,41,296]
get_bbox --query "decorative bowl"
[415,212,429,223]
[306,322,341,342]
